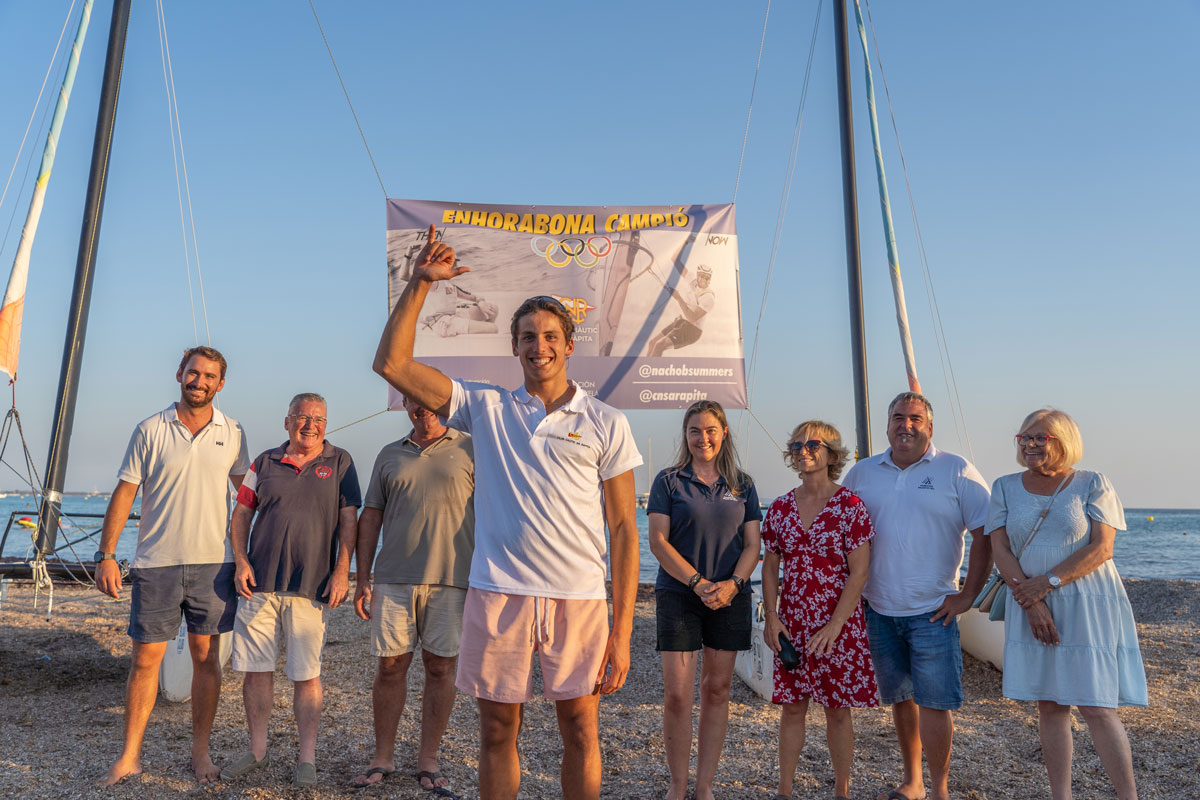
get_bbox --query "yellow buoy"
[1147,516,1154,522]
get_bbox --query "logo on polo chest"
[315,466,333,479]
[918,477,935,490]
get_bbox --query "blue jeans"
[865,603,963,710]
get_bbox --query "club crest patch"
[315,466,332,479]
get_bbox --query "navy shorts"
[865,603,963,710]
[128,562,238,643]
[655,588,751,652]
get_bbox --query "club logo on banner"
[385,199,746,410]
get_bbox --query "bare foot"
[664,783,689,800]
[192,754,221,785]
[694,786,717,800]
[100,757,141,786]
[417,769,451,790]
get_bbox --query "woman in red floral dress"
[762,420,878,800]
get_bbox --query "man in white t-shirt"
[647,263,715,356]
[842,392,991,800]
[373,224,641,800]
[94,347,250,786]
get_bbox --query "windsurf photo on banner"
[385,199,746,410]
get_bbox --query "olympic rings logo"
[530,236,612,269]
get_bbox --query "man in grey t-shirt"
[350,396,474,796]
[94,346,249,786]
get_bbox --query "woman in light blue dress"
[987,408,1146,800]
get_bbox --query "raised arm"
[373,224,468,415]
[598,468,638,694]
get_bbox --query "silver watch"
[1047,572,1061,588]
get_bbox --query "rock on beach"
[0,579,1196,799]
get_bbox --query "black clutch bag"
[778,633,800,671]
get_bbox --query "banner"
[386,199,746,410]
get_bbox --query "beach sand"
[0,579,1195,799]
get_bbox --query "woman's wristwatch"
[730,575,746,592]
[687,572,702,590]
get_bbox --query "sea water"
[2,495,1197,583]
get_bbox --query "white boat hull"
[159,620,234,702]
[957,608,1005,671]
[734,588,774,700]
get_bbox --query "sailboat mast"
[833,0,871,460]
[35,0,133,556]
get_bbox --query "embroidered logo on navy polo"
[315,466,333,479]
[918,477,935,490]
[722,490,737,501]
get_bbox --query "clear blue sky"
[0,1,1196,507]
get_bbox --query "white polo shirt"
[445,379,642,600]
[842,444,990,617]
[117,404,250,569]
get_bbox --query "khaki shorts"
[371,583,466,658]
[231,592,328,682]
[455,588,609,703]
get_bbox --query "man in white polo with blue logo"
[373,224,641,800]
[94,346,249,786]
[842,391,991,800]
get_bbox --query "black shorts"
[655,588,752,652]
[661,317,703,348]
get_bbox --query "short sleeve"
[235,455,265,509]
[956,460,991,530]
[338,455,362,508]
[116,425,148,485]
[646,470,672,516]
[984,476,1009,535]
[742,478,763,523]
[363,448,390,510]
[443,379,476,434]
[231,422,251,476]
[843,492,875,552]
[1086,472,1126,531]
[761,497,784,554]
[596,409,642,481]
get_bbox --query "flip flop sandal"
[349,767,394,789]
[417,770,461,800]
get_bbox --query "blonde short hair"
[1016,408,1083,470]
[783,420,851,481]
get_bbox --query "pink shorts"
[455,588,609,703]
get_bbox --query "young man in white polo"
[373,225,641,800]
[94,346,249,785]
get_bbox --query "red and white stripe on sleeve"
[236,462,260,509]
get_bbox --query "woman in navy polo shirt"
[648,400,761,800]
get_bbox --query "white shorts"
[231,592,328,682]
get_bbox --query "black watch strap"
[731,575,746,591]
[687,572,702,590]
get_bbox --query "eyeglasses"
[788,440,826,453]
[1015,433,1056,447]
[288,414,327,425]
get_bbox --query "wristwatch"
[687,572,702,590]
[730,575,746,592]
[1046,572,1061,589]
[93,550,116,563]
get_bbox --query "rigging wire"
[307,0,388,198]
[732,0,772,205]
[862,0,974,462]
[0,0,78,218]
[0,1,79,261]
[154,0,210,345]
[738,0,824,445]
[325,408,388,436]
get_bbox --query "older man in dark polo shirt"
[223,392,360,788]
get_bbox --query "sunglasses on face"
[789,440,826,453]
[1015,433,1056,447]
